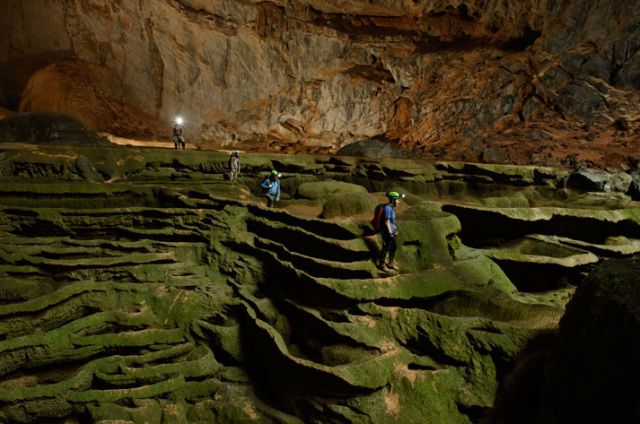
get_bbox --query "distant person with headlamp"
[173,117,186,150]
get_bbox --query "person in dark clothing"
[228,151,241,181]
[173,118,186,149]
[378,191,404,272]
[260,170,281,207]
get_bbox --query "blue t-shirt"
[383,204,396,233]
[260,177,280,198]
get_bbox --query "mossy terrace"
[0,145,639,423]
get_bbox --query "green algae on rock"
[0,145,637,423]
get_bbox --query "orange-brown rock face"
[1,0,639,166]
[19,60,163,135]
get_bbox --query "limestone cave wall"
[1,0,639,163]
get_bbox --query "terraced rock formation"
[0,145,639,422]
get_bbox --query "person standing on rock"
[378,191,404,272]
[228,151,241,181]
[260,170,281,207]
[172,117,186,150]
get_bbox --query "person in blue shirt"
[260,170,281,207]
[378,191,404,272]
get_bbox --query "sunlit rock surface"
[1,0,639,166]
[0,143,639,422]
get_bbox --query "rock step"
[0,250,176,268]
[0,311,187,377]
[529,234,640,257]
[242,304,402,394]
[0,342,199,402]
[247,203,360,240]
[483,235,600,291]
[246,216,370,263]
[253,236,376,279]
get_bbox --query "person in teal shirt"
[260,170,281,207]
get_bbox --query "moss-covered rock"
[482,195,530,208]
[321,191,377,218]
[296,180,368,200]
[0,145,614,423]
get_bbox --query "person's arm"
[385,218,392,235]
[260,178,270,189]
[383,206,393,235]
[275,181,280,200]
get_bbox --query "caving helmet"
[386,191,405,201]
[271,169,281,178]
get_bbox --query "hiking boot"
[388,261,399,271]
[379,263,392,273]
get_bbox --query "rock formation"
[1,0,639,166]
[538,259,640,423]
[492,259,640,424]
[0,112,112,146]
[0,142,639,422]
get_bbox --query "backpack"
[370,204,386,233]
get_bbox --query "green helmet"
[387,191,404,200]
[270,170,281,177]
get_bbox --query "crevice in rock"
[407,362,438,371]
[457,403,490,424]
[493,259,589,292]
[307,8,420,38]
[401,333,468,367]
[443,204,640,245]
[346,64,395,84]
[170,0,240,36]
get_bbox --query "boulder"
[296,180,368,200]
[565,168,612,192]
[0,112,111,146]
[540,259,640,423]
[320,191,377,219]
[610,172,633,193]
[628,171,640,200]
